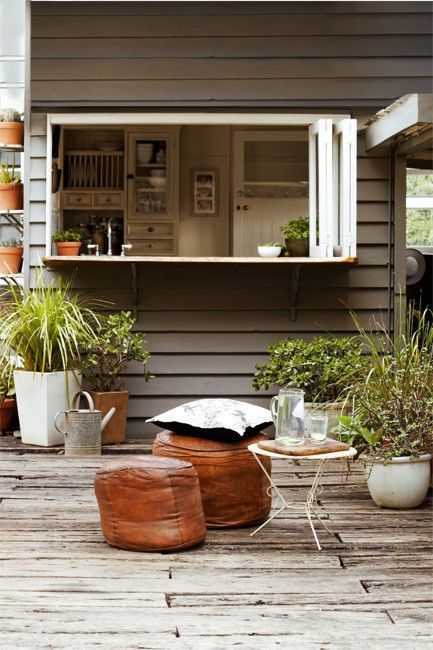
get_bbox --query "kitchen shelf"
[0,144,24,153]
[43,255,357,267]
[136,163,167,168]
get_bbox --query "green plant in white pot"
[335,308,433,509]
[0,272,100,446]
[253,336,368,435]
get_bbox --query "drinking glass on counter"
[308,413,328,445]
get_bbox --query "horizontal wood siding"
[31,1,432,108]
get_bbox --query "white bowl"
[149,177,167,189]
[257,246,282,258]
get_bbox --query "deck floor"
[0,441,432,649]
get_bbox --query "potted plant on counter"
[0,238,23,275]
[0,161,23,212]
[0,271,100,446]
[257,242,283,258]
[0,108,23,147]
[52,230,82,256]
[81,311,152,445]
[335,308,433,509]
[0,359,16,435]
[281,217,309,257]
[253,335,367,434]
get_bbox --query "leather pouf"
[153,431,272,529]
[94,455,207,552]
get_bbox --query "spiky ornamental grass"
[337,306,433,461]
[0,272,100,374]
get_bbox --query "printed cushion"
[147,398,273,441]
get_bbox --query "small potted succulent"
[335,308,433,509]
[281,217,309,257]
[257,241,283,258]
[253,335,367,434]
[0,359,16,435]
[52,229,82,256]
[81,311,152,445]
[0,238,23,275]
[0,161,23,211]
[0,108,24,147]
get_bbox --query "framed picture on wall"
[192,169,218,216]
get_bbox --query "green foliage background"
[406,174,433,246]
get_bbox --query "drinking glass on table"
[308,414,328,445]
[271,387,305,445]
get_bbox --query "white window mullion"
[335,119,357,257]
[309,119,334,258]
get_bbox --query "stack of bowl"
[137,143,154,164]
[149,168,167,188]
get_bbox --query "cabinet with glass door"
[126,128,179,255]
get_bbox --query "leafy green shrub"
[252,335,366,402]
[52,230,82,243]
[81,311,152,392]
[281,217,309,241]
[334,307,433,461]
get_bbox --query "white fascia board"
[47,112,350,127]
[365,94,433,152]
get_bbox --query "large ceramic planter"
[285,238,309,257]
[0,397,16,434]
[55,242,81,256]
[89,390,128,445]
[0,246,23,274]
[14,370,81,447]
[0,121,24,147]
[0,182,23,211]
[305,402,346,437]
[366,454,432,509]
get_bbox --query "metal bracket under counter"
[42,255,357,322]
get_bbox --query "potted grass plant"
[81,311,152,445]
[335,307,433,509]
[0,271,100,446]
[280,217,309,257]
[0,160,23,211]
[257,242,283,258]
[253,335,367,434]
[52,230,82,256]
[0,108,23,147]
[0,358,16,435]
[0,237,23,275]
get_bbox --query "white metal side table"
[248,442,357,551]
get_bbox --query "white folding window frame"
[334,119,357,257]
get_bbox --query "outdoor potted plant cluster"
[253,335,367,432]
[52,229,82,256]
[81,311,152,445]
[0,271,152,447]
[0,358,16,435]
[0,108,24,147]
[334,307,433,509]
[0,237,23,274]
[280,217,309,257]
[0,160,23,212]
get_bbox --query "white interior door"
[233,130,309,256]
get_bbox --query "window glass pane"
[407,173,433,197]
[406,171,433,246]
[406,208,433,246]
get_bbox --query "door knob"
[242,205,249,211]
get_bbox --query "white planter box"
[366,454,432,509]
[14,370,81,447]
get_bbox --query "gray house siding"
[27,2,432,439]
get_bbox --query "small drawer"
[132,238,175,255]
[62,192,93,208]
[94,192,124,208]
[128,222,174,238]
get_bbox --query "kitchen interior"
[52,125,310,258]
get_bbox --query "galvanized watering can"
[54,391,116,457]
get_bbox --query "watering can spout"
[101,407,116,432]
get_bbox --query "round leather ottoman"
[152,432,272,529]
[94,455,207,552]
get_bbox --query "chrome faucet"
[106,218,113,256]
[87,244,99,256]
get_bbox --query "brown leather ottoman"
[152,432,272,529]
[94,456,207,552]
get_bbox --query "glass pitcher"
[271,388,305,445]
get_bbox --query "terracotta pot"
[285,238,309,257]
[0,246,23,274]
[0,397,16,434]
[0,122,24,146]
[55,241,81,256]
[0,182,23,211]
[89,390,129,445]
